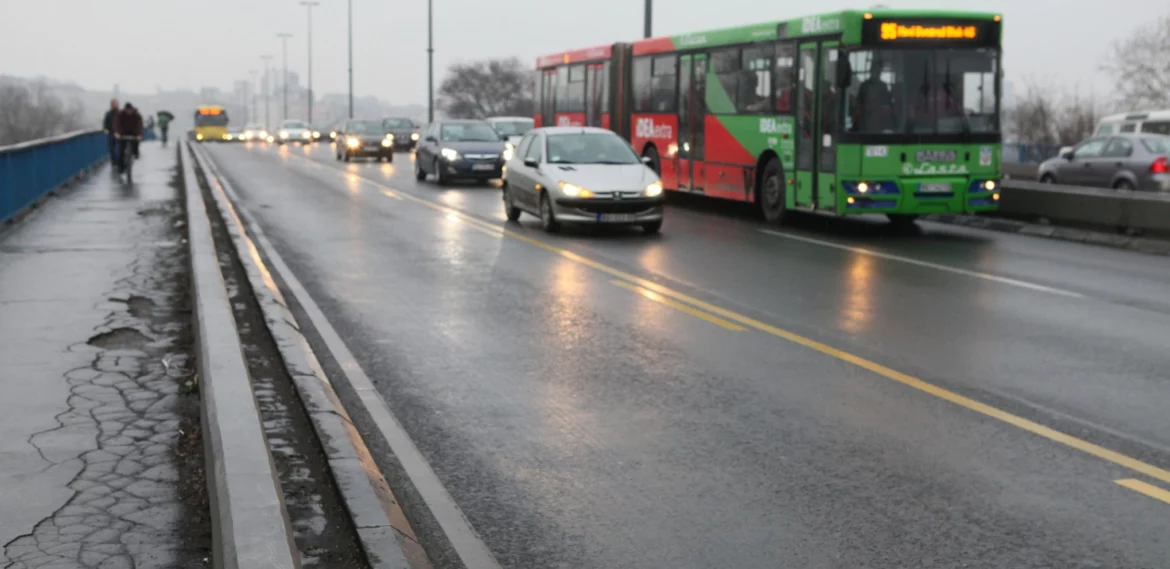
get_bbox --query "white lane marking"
[202,147,504,569]
[759,229,1084,298]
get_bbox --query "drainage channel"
[195,165,370,569]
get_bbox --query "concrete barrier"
[179,142,301,569]
[1000,179,1170,235]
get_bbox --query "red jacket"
[114,109,144,136]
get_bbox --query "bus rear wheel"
[757,158,788,223]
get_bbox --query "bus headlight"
[196,133,203,141]
[984,180,998,191]
[644,181,664,197]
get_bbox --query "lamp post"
[644,0,652,38]
[300,1,320,123]
[348,0,354,119]
[427,0,434,122]
[277,33,293,121]
[261,55,273,130]
[249,70,258,125]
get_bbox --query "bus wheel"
[886,214,919,229]
[643,146,661,175]
[757,158,788,223]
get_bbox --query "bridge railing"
[1,130,107,225]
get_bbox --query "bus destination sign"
[861,18,1000,46]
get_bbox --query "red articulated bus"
[534,43,631,135]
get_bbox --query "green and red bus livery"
[534,9,1004,223]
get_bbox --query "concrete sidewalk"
[0,143,210,568]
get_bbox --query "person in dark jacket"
[102,99,119,164]
[113,102,144,171]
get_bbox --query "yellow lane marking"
[1116,479,1170,505]
[381,189,404,200]
[611,280,746,331]
[286,152,1170,487]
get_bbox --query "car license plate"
[918,183,951,193]
[471,163,494,171]
[599,213,636,222]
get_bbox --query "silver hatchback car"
[1038,133,1170,191]
[502,127,665,234]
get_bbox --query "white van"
[1095,110,1170,136]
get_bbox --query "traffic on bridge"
[3,3,1170,569]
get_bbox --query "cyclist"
[102,99,119,164]
[157,111,172,146]
[113,102,144,172]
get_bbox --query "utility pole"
[261,55,273,130]
[301,1,319,124]
[249,70,259,125]
[644,0,652,38]
[348,0,354,118]
[278,33,293,120]
[427,0,434,122]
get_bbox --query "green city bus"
[533,9,1004,225]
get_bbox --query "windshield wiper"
[588,160,634,165]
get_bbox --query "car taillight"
[1152,156,1170,174]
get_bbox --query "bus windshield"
[194,109,229,127]
[844,48,999,136]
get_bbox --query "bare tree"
[1100,14,1170,109]
[1054,88,1103,146]
[1004,79,1058,145]
[438,58,534,119]
[0,79,85,146]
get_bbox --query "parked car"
[277,119,312,145]
[502,127,665,234]
[1037,133,1170,191]
[382,117,421,150]
[486,116,535,147]
[414,119,507,185]
[335,119,395,162]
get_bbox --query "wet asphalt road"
[205,141,1170,569]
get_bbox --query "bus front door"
[794,41,840,210]
[675,54,707,192]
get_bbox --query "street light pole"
[277,33,293,121]
[644,0,652,38]
[261,55,273,130]
[301,1,320,124]
[249,70,259,125]
[427,0,434,122]
[348,0,354,119]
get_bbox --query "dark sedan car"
[335,119,394,162]
[1038,133,1170,191]
[414,120,507,185]
[382,117,420,151]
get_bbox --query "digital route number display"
[861,18,1000,47]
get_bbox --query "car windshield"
[384,118,414,129]
[282,121,307,129]
[440,123,500,142]
[1141,137,1170,154]
[491,120,534,136]
[347,121,385,134]
[546,132,640,165]
[843,48,1000,135]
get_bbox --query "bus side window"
[633,57,653,112]
[1140,120,1170,136]
[651,55,678,113]
[710,48,739,114]
[1119,123,1136,133]
[774,43,797,114]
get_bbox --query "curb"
[179,142,302,569]
[190,145,424,569]
[925,213,1170,256]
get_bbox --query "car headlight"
[441,147,460,161]
[644,181,664,197]
[381,134,394,148]
[313,131,321,138]
[260,130,269,138]
[302,131,311,139]
[346,137,361,148]
[329,131,337,139]
[503,143,515,161]
[411,132,420,141]
[279,130,289,139]
[558,181,593,198]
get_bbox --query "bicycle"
[116,134,142,183]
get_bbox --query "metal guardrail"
[1,129,107,225]
[1000,179,1170,234]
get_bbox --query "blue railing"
[1,130,107,225]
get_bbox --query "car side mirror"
[425,135,437,143]
[641,156,653,165]
[1060,147,1074,160]
[524,158,539,168]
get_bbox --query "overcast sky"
[1,0,1162,104]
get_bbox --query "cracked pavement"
[0,143,210,568]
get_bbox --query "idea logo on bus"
[635,118,674,140]
[555,114,585,127]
